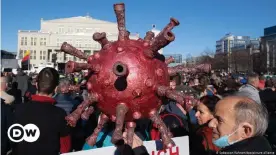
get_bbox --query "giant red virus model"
[58,3,210,149]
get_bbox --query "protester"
[190,95,220,155]
[1,76,14,155]
[1,76,15,105]
[12,67,71,155]
[7,82,22,105]
[13,68,29,101]
[236,73,261,104]
[24,74,37,103]
[208,96,272,154]
[55,78,78,115]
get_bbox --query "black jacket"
[215,136,272,155]
[1,99,14,155]
[12,95,71,155]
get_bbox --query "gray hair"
[57,78,70,93]
[234,98,268,136]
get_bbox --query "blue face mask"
[213,129,239,148]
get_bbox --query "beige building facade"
[17,16,142,68]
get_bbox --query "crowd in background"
[1,68,276,155]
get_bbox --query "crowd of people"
[1,67,276,155]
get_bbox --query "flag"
[21,50,30,70]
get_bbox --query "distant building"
[230,45,260,73]
[260,25,276,73]
[1,50,16,59]
[216,33,260,72]
[216,34,250,53]
[164,54,182,67]
[186,55,212,67]
[1,50,18,70]
[17,15,139,68]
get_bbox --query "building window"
[34,38,37,46]
[19,50,23,59]
[30,50,33,59]
[43,56,45,60]
[44,38,46,45]
[31,37,33,46]
[24,37,27,45]
[59,27,64,33]
[21,37,24,46]
[40,56,42,60]
[40,51,42,55]
[40,38,43,46]
[43,51,46,55]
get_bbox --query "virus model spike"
[65,61,101,74]
[114,3,128,41]
[65,93,98,127]
[156,85,185,105]
[112,103,128,144]
[60,42,88,60]
[149,110,175,149]
[126,122,136,147]
[86,114,109,146]
[168,63,211,76]
[144,31,155,42]
[93,32,110,49]
[81,106,94,120]
[150,18,180,53]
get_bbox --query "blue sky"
[1,0,276,57]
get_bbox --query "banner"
[62,136,189,155]
[21,50,30,70]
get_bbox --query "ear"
[54,86,58,93]
[240,122,254,138]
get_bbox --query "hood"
[164,101,187,120]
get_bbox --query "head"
[57,78,71,94]
[208,96,268,148]
[170,81,176,90]
[247,73,259,88]
[36,67,59,97]
[195,95,220,125]
[0,76,8,91]
[188,79,195,87]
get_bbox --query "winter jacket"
[236,84,261,104]
[54,93,78,115]
[215,136,272,155]
[13,71,29,96]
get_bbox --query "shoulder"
[52,105,68,116]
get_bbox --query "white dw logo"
[8,124,40,142]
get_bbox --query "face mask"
[213,128,239,148]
